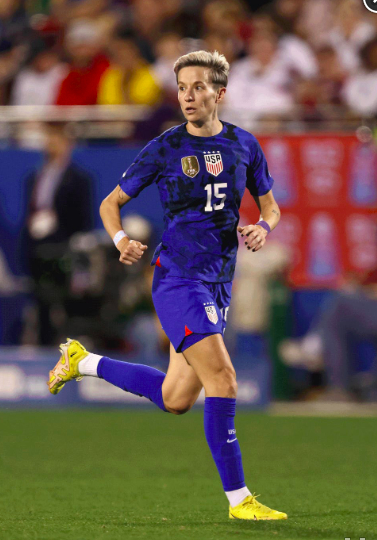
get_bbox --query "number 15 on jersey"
[204,183,227,212]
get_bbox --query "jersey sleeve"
[119,138,164,198]
[246,140,274,196]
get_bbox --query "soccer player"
[47,51,287,521]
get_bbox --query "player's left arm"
[237,189,280,252]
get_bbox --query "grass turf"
[0,410,376,540]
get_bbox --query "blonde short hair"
[173,50,229,88]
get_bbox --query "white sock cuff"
[225,486,252,508]
[78,353,102,377]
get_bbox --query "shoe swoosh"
[227,438,237,443]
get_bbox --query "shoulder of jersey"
[222,121,259,148]
[154,123,185,143]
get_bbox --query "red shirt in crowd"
[55,54,110,105]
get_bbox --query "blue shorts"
[152,263,232,353]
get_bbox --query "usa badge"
[181,156,200,178]
[204,152,223,177]
[205,305,218,325]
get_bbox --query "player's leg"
[47,338,202,415]
[182,333,287,520]
[182,334,245,501]
[162,342,202,414]
[47,338,167,410]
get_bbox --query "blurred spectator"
[0,0,30,50]
[295,46,346,112]
[270,0,305,35]
[0,0,32,104]
[203,33,238,66]
[327,0,376,73]
[232,237,291,334]
[279,34,317,81]
[50,0,122,45]
[152,32,182,102]
[74,213,158,351]
[55,18,109,105]
[314,45,346,105]
[117,215,158,353]
[225,30,294,128]
[294,0,334,48]
[51,0,114,26]
[202,0,248,59]
[129,0,169,63]
[11,37,67,105]
[0,248,28,295]
[252,12,317,78]
[343,37,377,118]
[279,270,377,402]
[25,122,93,344]
[98,30,161,106]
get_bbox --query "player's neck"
[186,117,223,138]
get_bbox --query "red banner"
[240,134,377,287]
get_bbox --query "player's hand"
[237,224,267,252]
[117,238,148,265]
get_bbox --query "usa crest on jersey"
[204,152,223,177]
[205,305,218,325]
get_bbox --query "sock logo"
[227,429,237,443]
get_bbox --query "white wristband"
[113,230,128,247]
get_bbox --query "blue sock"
[204,397,246,491]
[97,357,167,412]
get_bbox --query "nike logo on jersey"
[227,438,237,443]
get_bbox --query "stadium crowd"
[1,0,377,124]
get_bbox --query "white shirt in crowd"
[343,69,377,117]
[224,36,317,128]
[11,64,68,106]
[224,56,292,129]
[152,59,177,95]
[328,21,376,73]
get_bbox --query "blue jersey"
[119,121,274,283]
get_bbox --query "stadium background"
[0,1,377,539]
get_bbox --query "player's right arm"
[101,136,163,264]
[99,186,148,265]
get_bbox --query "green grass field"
[0,410,376,540]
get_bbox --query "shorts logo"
[181,156,200,178]
[204,152,223,177]
[205,305,218,325]
[363,0,377,13]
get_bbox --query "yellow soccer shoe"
[229,494,288,521]
[47,338,88,395]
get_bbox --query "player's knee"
[164,397,194,415]
[167,405,191,415]
[223,370,238,397]
[206,366,237,398]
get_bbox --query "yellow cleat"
[229,494,288,521]
[47,338,88,395]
